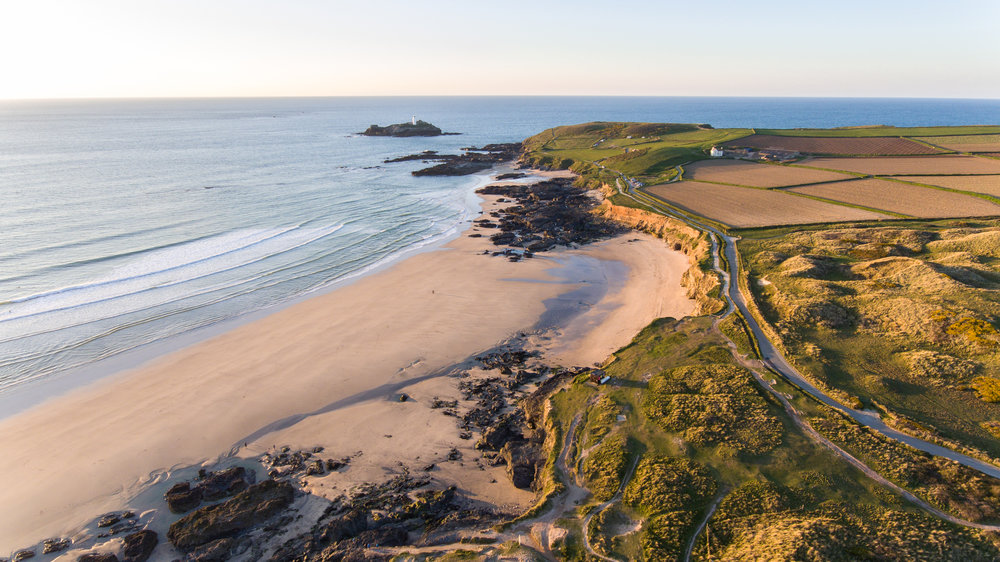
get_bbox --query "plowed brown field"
[684,160,854,187]
[897,175,1000,198]
[722,134,942,155]
[788,179,1000,218]
[644,181,890,227]
[798,156,1000,175]
[915,135,1000,153]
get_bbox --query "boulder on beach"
[121,529,158,562]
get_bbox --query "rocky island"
[360,119,453,137]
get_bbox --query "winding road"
[612,175,1000,531]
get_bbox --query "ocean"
[2,96,999,413]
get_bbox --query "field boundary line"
[877,176,1000,207]
[779,189,913,219]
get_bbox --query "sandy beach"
[0,184,694,555]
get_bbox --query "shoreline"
[0,171,694,556]
[0,167,510,420]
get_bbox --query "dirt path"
[615,173,1000,532]
[580,451,642,562]
[683,487,729,562]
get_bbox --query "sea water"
[2,96,999,413]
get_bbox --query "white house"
[710,146,724,158]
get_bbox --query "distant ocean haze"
[0,96,998,409]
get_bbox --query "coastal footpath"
[7,123,1000,560]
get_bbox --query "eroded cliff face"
[594,197,723,316]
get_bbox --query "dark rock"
[306,460,326,476]
[200,466,252,501]
[77,555,118,562]
[476,178,625,253]
[186,538,234,562]
[476,422,515,451]
[409,144,522,177]
[430,397,457,409]
[355,525,408,547]
[446,448,462,461]
[397,393,409,402]
[501,441,541,489]
[312,446,325,453]
[384,150,444,162]
[361,121,444,137]
[422,463,436,471]
[97,513,121,528]
[121,530,158,562]
[11,551,34,562]
[42,538,69,554]
[167,479,295,550]
[320,509,368,544]
[165,482,202,514]
[326,459,347,471]
[495,172,527,180]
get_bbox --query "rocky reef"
[360,120,449,137]
[384,143,522,176]
[475,177,626,254]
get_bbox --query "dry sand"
[0,189,694,552]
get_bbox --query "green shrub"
[972,376,1000,402]
[623,456,716,515]
[582,433,628,501]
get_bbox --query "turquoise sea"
[2,96,999,412]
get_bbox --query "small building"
[710,146,724,158]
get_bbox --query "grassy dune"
[739,220,1000,457]
[543,317,1000,561]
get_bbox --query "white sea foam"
[0,225,343,333]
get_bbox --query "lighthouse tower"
[411,116,417,125]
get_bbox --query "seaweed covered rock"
[167,479,294,550]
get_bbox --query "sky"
[1,0,998,100]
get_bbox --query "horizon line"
[2,94,999,103]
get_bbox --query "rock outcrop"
[361,120,445,137]
[167,479,294,551]
[165,467,254,514]
[121,530,158,562]
[476,178,625,253]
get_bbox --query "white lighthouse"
[412,115,417,125]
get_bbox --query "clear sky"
[2,0,998,99]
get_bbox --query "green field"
[523,122,752,185]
